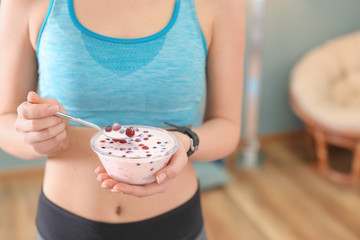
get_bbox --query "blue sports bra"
[37,0,207,127]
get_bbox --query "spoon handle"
[55,112,102,132]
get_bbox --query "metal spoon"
[27,102,137,139]
[55,111,137,139]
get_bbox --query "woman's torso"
[28,0,213,222]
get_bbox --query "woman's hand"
[95,131,190,197]
[14,91,69,157]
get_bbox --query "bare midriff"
[42,126,198,223]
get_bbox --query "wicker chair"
[290,31,360,185]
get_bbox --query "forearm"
[190,118,240,162]
[0,113,45,160]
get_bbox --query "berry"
[144,138,149,141]
[105,126,112,132]
[126,127,135,137]
[157,142,161,144]
[135,138,141,142]
[100,140,106,143]
[142,146,149,150]
[126,150,132,154]
[119,139,127,144]
[112,123,121,131]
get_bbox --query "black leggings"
[36,187,205,240]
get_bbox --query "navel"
[115,206,122,216]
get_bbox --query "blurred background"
[1,0,360,240]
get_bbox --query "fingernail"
[101,183,108,188]
[156,172,167,184]
[48,105,59,113]
[97,177,102,182]
[94,168,99,174]
[111,189,123,194]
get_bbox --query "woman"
[0,0,245,239]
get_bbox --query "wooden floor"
[1,134,360,240]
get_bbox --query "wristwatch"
[163,122,199,157]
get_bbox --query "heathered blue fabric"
[37,0,206,127]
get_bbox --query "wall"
[2,0,360,169]
[256,0,360,134]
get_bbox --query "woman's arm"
[189,0,245,162]
[0,0,69,159]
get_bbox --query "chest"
[30,0,212,52]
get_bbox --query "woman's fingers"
[17,101,59,119]
[22,122,66,143]
[95,167,173,197]
[101,178,119,189]
[155,150,188,184]
[30,130,68,155]
[95,166,106,174]
[111,181,171,197]
[96,172,111,182]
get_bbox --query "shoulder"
[0,0,52,51]
[0,0,40,31]
[197,0,244,19]
[0,0,37,15]
[195,0,245,48]
[210,0,245,27]
[0,0,33,44]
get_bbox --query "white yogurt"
[90,125,178,185]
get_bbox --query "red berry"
[112,123,121,131]
[139,144,144,146]
[119,139,127,144]
[126,127,135,137]
[105,126,112,132]
[144,138,149,141]
[157,142,161,144]
[142,146,149,150]
[113,139,119,142]
[100,140,106,143]
[147,154,152,157]
[126,150,132,154]
[135,138,141,142]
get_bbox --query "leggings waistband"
[36,187,203,240]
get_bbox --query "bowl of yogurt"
[90,125,178,185]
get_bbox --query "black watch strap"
[163,122,199,157]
